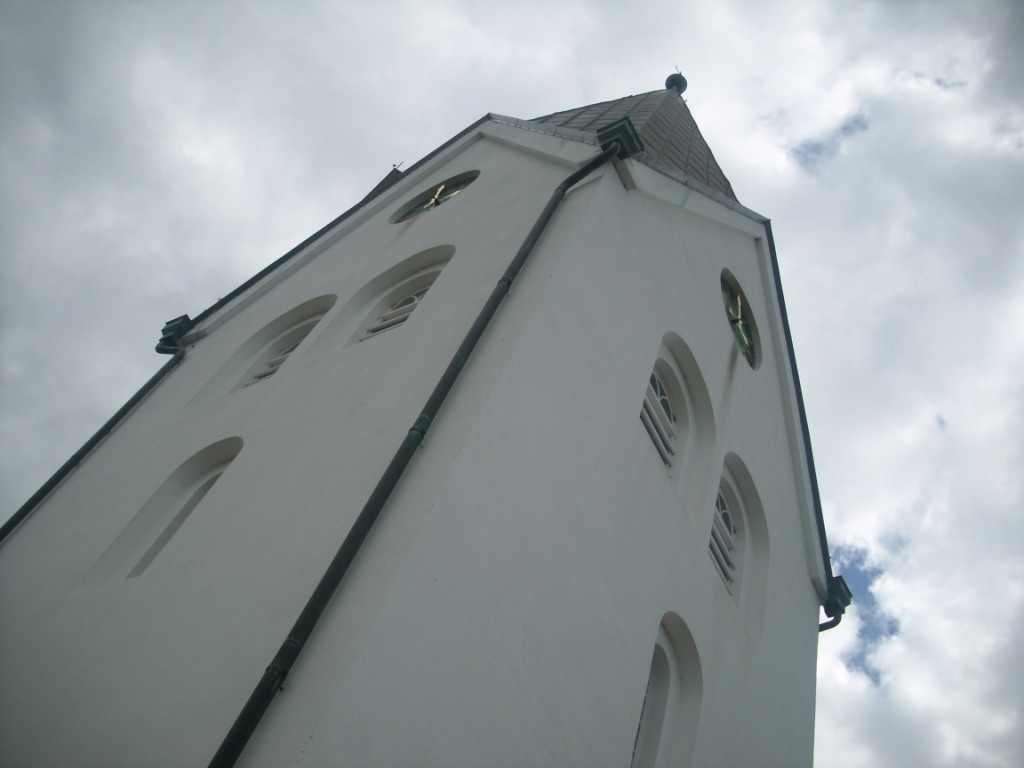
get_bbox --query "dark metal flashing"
[763,222,851,624]
[156,315,195,354]
[763,221,832,581]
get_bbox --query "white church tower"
[0,76,850,768]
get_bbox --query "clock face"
[393,171,480,223]
[721,274,758,367]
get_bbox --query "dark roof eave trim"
[764,220,834,584]
[191,113,496,327]
[632,152,759,220]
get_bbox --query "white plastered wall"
[0,120,822,768]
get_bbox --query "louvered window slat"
[365,287,430,338]
[366,311,413,335]
[265,342,300,368]
[640,370,677,467]
[709,545,734,586]
[645,383,676,448]
[709,491,738,591]
[709,526,736,570]
[640,407,673,466]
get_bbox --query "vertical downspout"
[207,124,642,768]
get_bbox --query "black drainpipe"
[207,119,643,768]
[0,349,186,546]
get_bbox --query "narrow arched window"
[709,469,760,599]
[631,616,702,768]
[126,468,223,578]
[631,643,671,768]
[88,438,243,583]
[715,455,771,624]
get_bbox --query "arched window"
[196,295,337,400]
[639,346,696,469]
[127,465,224,578]
[714,455,771,624]
[708,462,769,608]
[88,438,243,582]
[631,614,702,768]
[309,246,453,353]
[631,642,671,767]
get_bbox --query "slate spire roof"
[532,87,738,202]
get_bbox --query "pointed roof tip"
[362,166,404,202]
[530,78,737,203]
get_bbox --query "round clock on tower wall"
[721,271,759,368]
[392,170,480,223]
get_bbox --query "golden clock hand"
[426,183,446,208]
[737,322,751,347]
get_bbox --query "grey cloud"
[790,113,869,172]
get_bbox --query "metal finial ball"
[665,73,687,94]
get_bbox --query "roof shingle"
[532,89,737,202]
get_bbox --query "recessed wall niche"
[718,452,770,630]
[197,294,338,400]
[305,245,455,352]
[630,613,702,768]
[640,332,716,516]
[86,437,243,583]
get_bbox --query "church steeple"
[531,76,737,201]
[1,76,845,768]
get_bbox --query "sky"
[1,1,1022,766]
